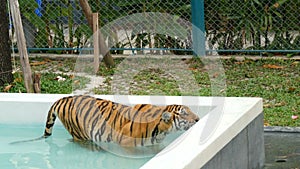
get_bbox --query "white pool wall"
[0,93,264,169]
[0,93,213,124]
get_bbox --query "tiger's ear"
[162,112,172,122]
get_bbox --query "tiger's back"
[44,95,199,147]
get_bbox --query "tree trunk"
[79,0,115,68]
[0,1,14,87]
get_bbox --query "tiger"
[43,95,199,147]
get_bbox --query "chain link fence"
[205,0,300,56]
[10,0,300,55]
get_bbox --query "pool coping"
[264,126,300,133]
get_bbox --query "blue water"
[0,124,152,169]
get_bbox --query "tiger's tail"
[43,101,58,138]
[10,100,59,145]
[9,135,48,145]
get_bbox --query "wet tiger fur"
[44,95,199,147]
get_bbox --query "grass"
[3,72,90,94]
[129,68,182,95]
[2,57,89,94]
[1,56,299,126]
[223,58,300,126]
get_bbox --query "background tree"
[0,1,13,87]
[79,0,115,68]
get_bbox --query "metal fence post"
[191,0,205,57]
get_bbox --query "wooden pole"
[79,0,115,68]
[9,0,34,93]
[33,72,41,93]
[93,13,99,73]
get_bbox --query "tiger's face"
[162,105,199,131]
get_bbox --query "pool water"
[0,124,152,169]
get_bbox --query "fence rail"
[9,0,300,56]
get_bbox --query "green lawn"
[1,56,299,126]
[223,58,299,126]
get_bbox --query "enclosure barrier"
[9,0,300,55]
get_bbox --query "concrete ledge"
[203,114,265,169]
[264,126,300,133]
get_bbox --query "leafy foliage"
[19,0,92,53]
[205,0,300,55]
[0,72,89,94]
[18,0,299,54]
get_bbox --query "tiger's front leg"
[117,123,139,147]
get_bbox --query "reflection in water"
[8,138,151,169]
[48,139,153,169]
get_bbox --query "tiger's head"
[161,105,199,131]
[119,104,200,146]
